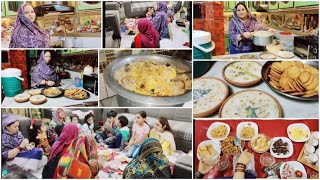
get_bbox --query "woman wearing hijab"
[31,50,61,88]
[9,3,49,48]
[123,138,172,179]
[151,1,170,40]
[42,124,79,179]
[228,2,273,54]
[131,18,160,48]
[1,114,47,172]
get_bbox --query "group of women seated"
[1,109,177,179]
[131,1,171,48]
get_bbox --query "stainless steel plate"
[64,89,90,100]
[41,87,64,98]
[261,61,319,101]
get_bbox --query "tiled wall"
[194,2,225,56]
[1,50,29,89]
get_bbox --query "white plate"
[236,122,259,141]
[280,161,307,179]
[287,123,311,142]
[206,122,230,141]
[250,134,271,153]
[270,137,294,158]
[277,51,295,59]
[197,140,221,165]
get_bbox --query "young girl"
[149,117,176,156]
[81,113,95,135]
[71,114,82,129]
[96,110,118,144]
[124,111,150,158]
[30,120,51,156]
[146,7,155,20]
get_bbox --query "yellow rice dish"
[114,60,192,96]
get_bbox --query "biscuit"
[271,80,281,87]
[270,70,281,78]
[288,66,301,79]
[302,92,318,97]
[294,79,305,91]
[299,71,311,84]
[310,67,319,75]
[271,62,285,72]
[280,89,296,93]
[292,80,303,92]
[281,61,293,69]
[269,81,280,90]
[294,61,304,68]
[290,92,306,96]
[306,77,319,91]
[304,75,315,86]
[280,77,291,90]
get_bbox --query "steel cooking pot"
[253,31,273,46]
[104,54,192,107]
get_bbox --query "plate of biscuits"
[262,61,319,101]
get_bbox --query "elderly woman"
[123,138,171,179]
[151,1,170,39]
[2,114,47,172]
[228,2,273,54]
[9,3,64,48]
[31,51,62,88]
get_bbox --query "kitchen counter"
[120,19,189,48]
[1,78,98,107]
[213,51,301,60]
[199,61,318,118]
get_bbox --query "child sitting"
[81,112,95,135]
[30,120,51,156]
[108,116,130,150]
[124,111,150,158]
[96,110,118,145]
[71,114,82,129]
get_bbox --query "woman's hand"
[267,28,276,35]
[243,32,253,39]
[20,138,29,148]
[46,80,55,86]
[237,149,253,165]
[198,160,213,175]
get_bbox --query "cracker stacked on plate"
[268,61,319,97]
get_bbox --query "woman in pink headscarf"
[42,124,79,179]
[131,18,160,48]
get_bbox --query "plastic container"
[1,68,23,97]
[193,30,215,59]
[75,77,81,87]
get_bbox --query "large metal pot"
[104,54,192,107]
[253,31,273,46]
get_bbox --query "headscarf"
[9,3,50,48]
[151,2,169,39]
[230,3,259,33]
[31,51,60,88]
[2,114,24,161]
[54,108,67,124]
[123,138,172,179]
[157,1,168,12]
[138,18,159,48]
[49,124,79,160]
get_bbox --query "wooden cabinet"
[279,1,294,9]
[294,1,319,7]
[77,1,101,11]
[269,1,279,10]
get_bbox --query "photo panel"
[193,1,319,60]
[99,49,192,107]
[194,119,319,179]
[1,1,102,48]
[103,1,191,49]
[193,61,319,118]
[1,49,99,107]
[1,107,192,179]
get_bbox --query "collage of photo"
[1,0,319,179]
